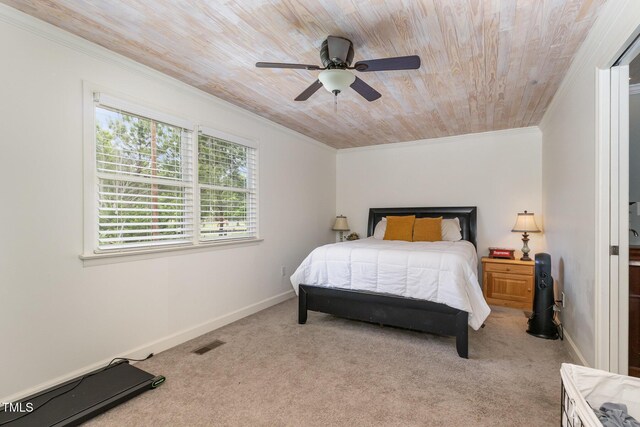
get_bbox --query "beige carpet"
[85,299,571,426]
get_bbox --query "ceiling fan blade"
[256,62,321,70]
[327,36,351,63]
[353,55,421,72]
[294,80,323,101]
[350,77,381,102]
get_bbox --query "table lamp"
[333,215,350,242]
[512,210,541,261]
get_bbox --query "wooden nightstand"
[481,257,535,310]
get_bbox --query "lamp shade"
[318,69,356,93]
[333,215,350,231]
[512,211,541,233]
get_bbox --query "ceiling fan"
[256,36,421,105]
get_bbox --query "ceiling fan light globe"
[318,69,355,94]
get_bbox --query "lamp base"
[520,232,531,261]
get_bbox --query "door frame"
[596,65,628,374]
[595,36,640,373]
[595,67,612,371]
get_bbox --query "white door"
[610,64,630,375]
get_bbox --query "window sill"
[79,238,264,266]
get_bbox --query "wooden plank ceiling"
[4,0,605,148]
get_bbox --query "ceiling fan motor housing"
[320,37,354,68]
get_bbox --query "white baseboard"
[563,328,589,367]
[1,290,295,403]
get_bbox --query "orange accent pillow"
[413,217,443,242]
[383,215,415,241]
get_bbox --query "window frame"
[82,85,260,259]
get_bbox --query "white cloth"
[561,363,640,427]
[290,237,490,330]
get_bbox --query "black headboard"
[367,207,478,248]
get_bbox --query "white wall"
[540,0,640,367]
[0,8,335,400]
[336,127,543,259]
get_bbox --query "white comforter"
[290,238,490,330]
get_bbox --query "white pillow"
[373,217,387,239]
[374,216,462,241]
[441,217,462,241]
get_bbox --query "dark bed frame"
[298,206,478,358]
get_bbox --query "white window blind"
[94,101,194,250]
[198,130,257,241]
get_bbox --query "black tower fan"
[527,253,559,339]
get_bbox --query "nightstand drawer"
[483,262,532,275]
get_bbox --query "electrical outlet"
[281,266,286,277]
[561,292,566,308]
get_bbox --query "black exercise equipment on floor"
[0,360,165,426]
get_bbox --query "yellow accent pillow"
[383,215,415,241]
[413,217,443,242]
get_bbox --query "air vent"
[193,339,225,355]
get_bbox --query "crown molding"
[337,126,541,154]
[0,3,336,154]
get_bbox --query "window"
[198,129,257,241]
[87,92,258,255]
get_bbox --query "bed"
[290,207,489,358]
